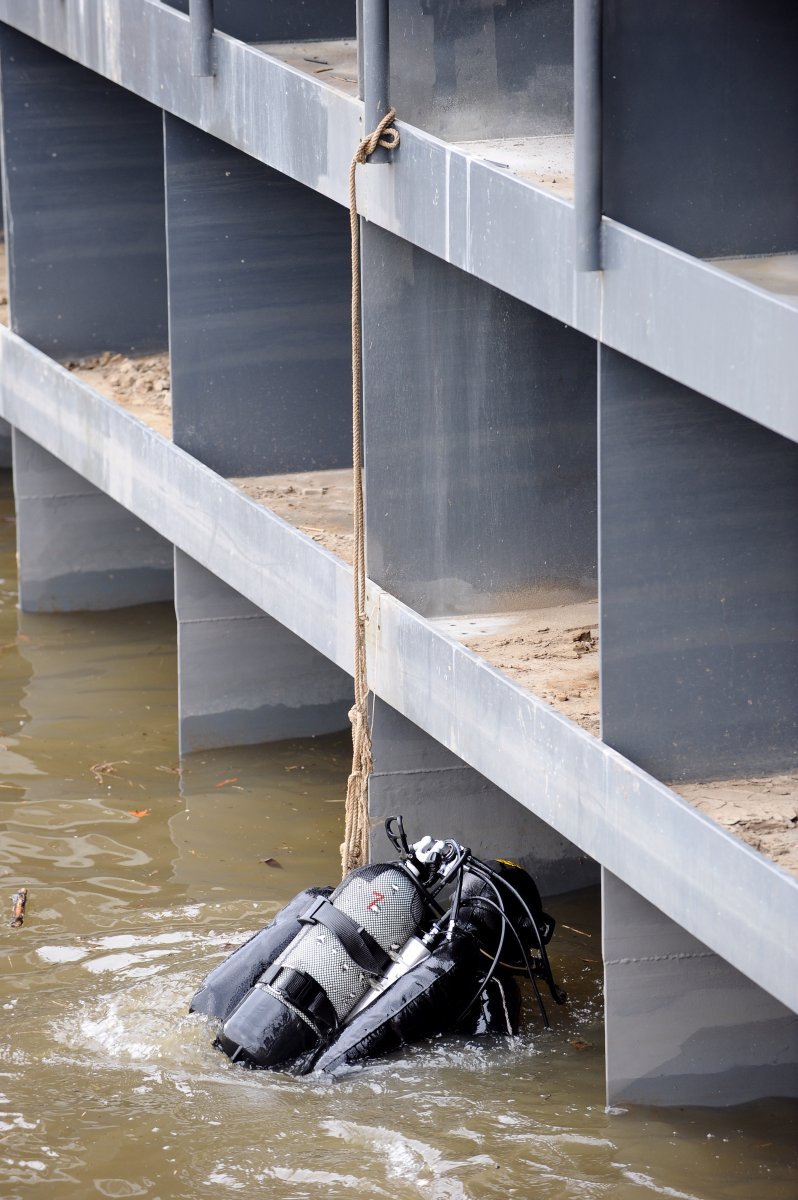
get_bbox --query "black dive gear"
[190,817,565,1074]
[189,887,333,1023]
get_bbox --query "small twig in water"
[90,760,130,784]
[10,887,27,928]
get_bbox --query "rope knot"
[354,108,400,167]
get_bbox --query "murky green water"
[0,471,795,1199]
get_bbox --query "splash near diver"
[190,817,566,1075]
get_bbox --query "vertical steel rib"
[362,0,391,160]
[189,0,215,77]
[574,0,602,271]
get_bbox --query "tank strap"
[298,895,391,978]
[261,966,338,1034]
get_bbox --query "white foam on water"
[622,1173,704,1200]
[36,945,89,963]
[83,949,176,974]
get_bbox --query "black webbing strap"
[262,965,338,1033]
[298,895,391,978]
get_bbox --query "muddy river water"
[0,472,794,1199]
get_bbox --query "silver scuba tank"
[217,861,428,1068]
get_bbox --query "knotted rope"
[341,109,400,877]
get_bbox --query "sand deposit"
[675,773,798,877]
[437,600,600,737]
[66,350,172,438]
[232,469,355,564]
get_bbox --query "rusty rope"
[341,109,400,877]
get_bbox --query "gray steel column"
[602,1,798,257]
[369,699,598,895]
[599,346,798,781]
[189,0,215,77]
[0,27,167,359]
[574,0,602,272]
[363,224,597,617]
[13,432,173,612]
[603,870,798,1106]
[165,115,351,477]
[175,551,351,753]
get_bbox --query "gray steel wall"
[165,116,352,477]
[162,0,356,41]
[363,225,597,617]
[600,348,798,782]
[0,27,168,358]
[603,0,798,258]
[389,0,573,141]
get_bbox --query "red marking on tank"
[368,890,385,911]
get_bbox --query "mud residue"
[232,470,355,565]
[675,773,798,877]
[438,600,600,736]
[66,350,172,438]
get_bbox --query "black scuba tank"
[189,887,334,1023]
[216,861,429,1069]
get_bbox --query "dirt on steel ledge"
[66,350,172,438]
[232,470,355,566]
[443,599,602,738]
[675,773,798,877]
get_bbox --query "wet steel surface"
[0,469,794,1198]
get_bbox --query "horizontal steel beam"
[0,325,795,1013]
[0,0,796,445]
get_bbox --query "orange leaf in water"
[127,809,150,818]
[214,777,239,788]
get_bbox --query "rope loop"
[341,109,400,878]
[354,108,400,167]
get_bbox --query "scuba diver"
[190,817,566,1075]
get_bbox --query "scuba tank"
[215,859,434,1068]
[189,887,333,1023]
[191,817,565,1074]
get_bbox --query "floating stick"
[10,886,27,928]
